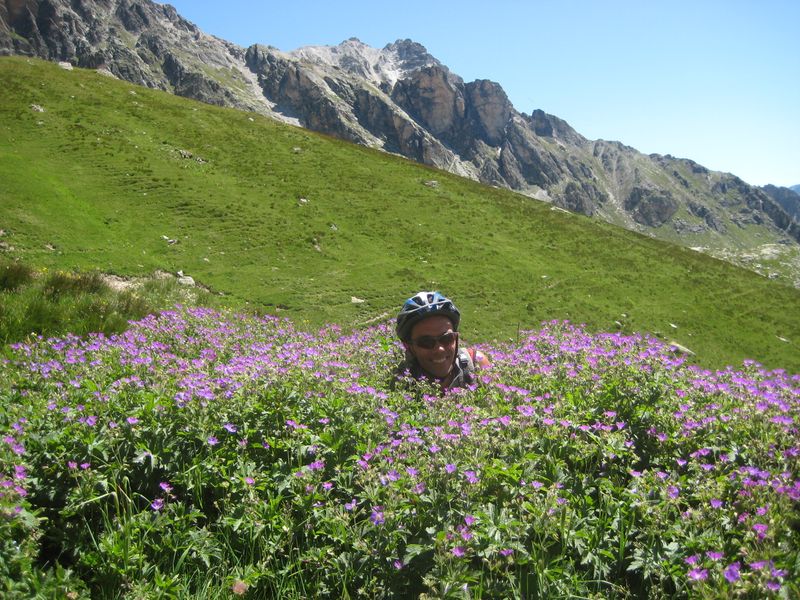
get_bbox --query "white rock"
[58,62,73,70]
[668,341,695,356]
[177,276,195,286]
[351,296,366,304]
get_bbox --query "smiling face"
[406,315,458,380]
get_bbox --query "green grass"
[0,259,217,344]
[1,56,799,371]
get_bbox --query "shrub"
[0,260,34,291]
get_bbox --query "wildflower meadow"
[1,307,798,598]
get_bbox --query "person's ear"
[402,341,415,356]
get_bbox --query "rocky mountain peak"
[288,37,441,88]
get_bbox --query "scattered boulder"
[30,104,45,112]
[351,296,366,304]
[58,61,73,70]
[177,275,195,286]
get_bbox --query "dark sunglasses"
[412,331,458,349]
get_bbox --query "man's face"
[406,315,457,379]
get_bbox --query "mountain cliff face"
[762,185,800,223]
[2,0,799,283]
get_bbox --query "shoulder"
[465,347,491,369]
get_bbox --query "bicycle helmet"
[396,291,461,341]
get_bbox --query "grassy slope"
[1,57,798,371]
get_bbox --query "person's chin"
[424,359,452,379]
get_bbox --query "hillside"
[1,57,799,371]
[2,0,799,284]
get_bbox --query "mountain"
[761,185,800,223]
[792,184,800,194]
[2,0,799,284]
[2,56,800,370]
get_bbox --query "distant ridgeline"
[1,0,799,284]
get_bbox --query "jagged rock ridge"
[2,0,799,284]
[762,185,800,223]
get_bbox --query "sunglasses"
[412,331,458,349]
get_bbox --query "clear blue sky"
[160,0,799,187]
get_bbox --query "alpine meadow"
[1,57,799,598]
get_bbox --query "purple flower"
[464,514,476,526]
[159,482,173,493]
[370,506,385,526]
[126,416,139,425]
[445,463,457,474]
[223,423,237,433]
[710,498,723,509]
[207,436,219,446]
[393,559,404,570]
[464,470,479,484]
[67,461,78,470]
[308,460,325,471]
[451,546,466,557]
[345,499,357,511]
[752,523,768,538]
[151,498,164,511]
[706,551,724,561]
[245,477,255,485]
[687,568,708,581]
[766,581,781,592]
[499,548,514,557]
[667,485,680,499]
[723,562,741,582]
[684,554,700,565]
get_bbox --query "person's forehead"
[411,315,454,336]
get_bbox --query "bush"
[0,260,34,291]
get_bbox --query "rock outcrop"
[762,185,800,223]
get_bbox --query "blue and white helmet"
[396,291,461,341]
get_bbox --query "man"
[394,291,490,392]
